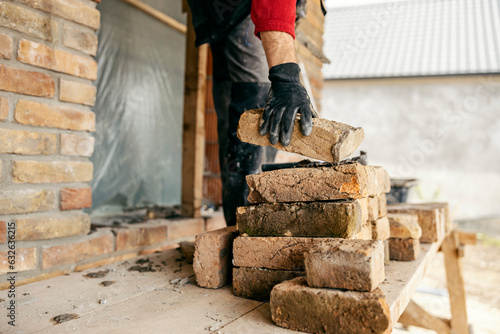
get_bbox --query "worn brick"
[0,247,37,273]
[20,0,100,30]
[60,187,92,210]
[232,267,305,301]
[0,2,57,41]
[270,277,391,334]
[304,240,385,292]
[42,233,113,269]
[378,193,387,217]
[179,241,195,264]
[388,213,422,239]
[236,200,362,238]
[15,100,95,131]
[247,163,390,204]
[18,40,97,80]
[0,96,9,121]
[0,32,13,59]
[61,133,95,157]
[356,221,373,240]
[12,160,93,183]
[387,203,445,243]
[367,196,379,221]
[15,213,90,241]
[0,64,55,97]
[60,79,96,106]
[389,238,420,261]
[0,189,55,214]
[63,24,98,56]
[238,109,364,164]
[193,226,238,289]
[0,221,5,244]
[167,218,204,240]
[0,128,56,155]
[114,225,167,251]
[233,236,354,271]
[371,217,390,240]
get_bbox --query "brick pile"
[231,161,391,301]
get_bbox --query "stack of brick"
[230,161,392,301]
[387,213,422,261]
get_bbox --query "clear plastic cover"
[90,0,187,214]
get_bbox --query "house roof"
[322,0,500,79]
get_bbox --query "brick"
[0,64,55,97]
[247,163,390,204]
[0,189,55,214]
[233,236,354,271]
[371,217,390,240]
[389,238,420,261]
[193,226,238,289]
[367,196,379,221]
[238,109,364,164]
[0,221,5,244]
[63,24,98,56]
[0,96,7,120]
[42,233,113,269]
[388,213,422,239]
[60,187,92,210]
[270,277,391,334]
[18,40,97,80]
[387,203,445,243]
[15,100,95,131]
[204,212,227,232]
[60,79,97,106]
[167,218,204,240]
[0,247,37,273]
[12,160,93,183]
[60,133,95,157]
[15,213,90,241]
[304,240,385,292]
[384,239,390,265]
[236,200,362,238]
[0,128,56,155]
[355,221,373,240]
[20,0,100,30]
[0,32,13,59]
[378,193,387,217]
[419,202,452,233]
[232,267,304,301]
[114,225,167,251]
[0,2,57,41]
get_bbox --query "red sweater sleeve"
[251,0,296,39]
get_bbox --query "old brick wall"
[0,0,99,279]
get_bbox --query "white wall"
[321,75,500,219]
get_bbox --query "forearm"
[260,31,297,68]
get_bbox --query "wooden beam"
[458,230,477,245]
[442,230,470,334]
[398,300,452,334]
[121,0,187,34]
[181,9,208,218]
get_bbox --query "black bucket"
[387,179,418,204]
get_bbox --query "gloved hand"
[259,62,317,146]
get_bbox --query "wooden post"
[181,7,208,218]
[442,230,470,334]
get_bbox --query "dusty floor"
[394,236,500,334]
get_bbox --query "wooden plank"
[121,0,187,34]
[458,230,477,245]
[442,231,470,334]
[398,300,452,334]
[0,250,193,333]
[181,9,208,218]
[379,237,443,325]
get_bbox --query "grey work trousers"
[210,15,277,226]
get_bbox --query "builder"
[187,0,320,225]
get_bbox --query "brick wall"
[0,0,100,283]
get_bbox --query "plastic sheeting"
[90,0,187,213]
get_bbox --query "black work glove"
[259,63,317,146]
